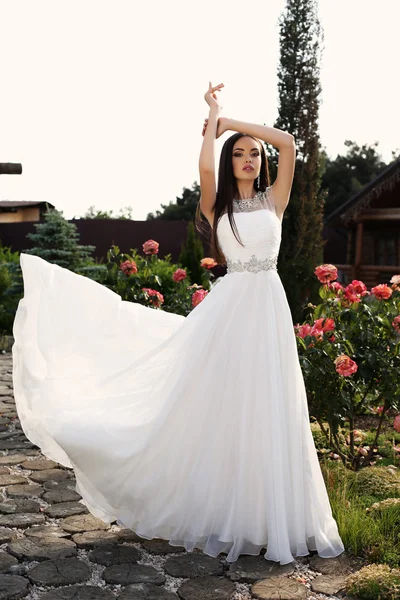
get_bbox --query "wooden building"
[323,157,400,288]
[0,200,55,223]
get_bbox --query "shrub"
[104,243,219,317]
[345,563,400,599]
[349,467,400,500]
[295,266,400,470]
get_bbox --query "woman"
[12,82,345,565]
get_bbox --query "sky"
[0,0,398,221]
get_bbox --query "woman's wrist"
[208,106,221,119]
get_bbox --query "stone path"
[0,352,365,599]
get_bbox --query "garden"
[1,216,400,597]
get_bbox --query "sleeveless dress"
[11,186,345,565]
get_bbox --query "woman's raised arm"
[198,82,224,217]
[225,119,294,149]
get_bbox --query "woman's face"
[232,136,262,182]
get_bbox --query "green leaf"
[314,304,324,319]
[319,285,329,300]
[341,339,354,354]
[297,337,307,350]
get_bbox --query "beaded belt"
[226,254,278,274]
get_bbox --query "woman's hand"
[202,116,229,139]
[204,81,224,112]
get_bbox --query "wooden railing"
[334,264,400,287]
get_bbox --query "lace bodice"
[217,187,282,274]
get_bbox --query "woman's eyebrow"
[233,147,259,151]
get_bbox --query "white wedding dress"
[12,186,345,565]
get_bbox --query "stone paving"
[0,352,366,599]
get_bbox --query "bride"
[12,81,345,565]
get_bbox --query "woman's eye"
[234,153,259,157]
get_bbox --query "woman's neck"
[234,188,258,200]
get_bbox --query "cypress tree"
[267,0,326,323]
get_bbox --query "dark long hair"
[195,132,271,265]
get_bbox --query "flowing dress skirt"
[12,253,345,564]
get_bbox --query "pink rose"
[371,284,393,300]
[172,268,187,283]
[344,284,362,304]
[350,280,368,296]
[390,274,400,291]
[142,239,159,255]
[314,264,338,284]
[142,287,164,308]
[334,354,358,377]
[120,260,138,275]
[329,281,344,293]
[392,316,400,333]
[312,317,335,333]
[294,323,312,338]
[192,289,208,307]
[310,327,324,341]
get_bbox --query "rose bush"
[295,265,400,470]
[103,241,219,317]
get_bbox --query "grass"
[320,458,400,568]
